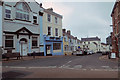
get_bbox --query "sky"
[35,1,115,43]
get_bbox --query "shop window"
[53,43,61,50]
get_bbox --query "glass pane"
[5,9,11,14]
[6,14,11,18]
[5,40,13,47]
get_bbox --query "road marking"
[67,61,72,63]
[101,66,110,68]
[74,65,82,69]
[9,66,26,69]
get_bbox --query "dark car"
[102,51,110,55]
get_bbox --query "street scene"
[2,54,118,78]
[0,0,120,79]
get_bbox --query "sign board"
[111,53,116,59]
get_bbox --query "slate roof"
[81,37,101,42]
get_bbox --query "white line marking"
[67,61,72,63]
[10,66,26,69]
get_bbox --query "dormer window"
[5,6,11,19]
[15,2,30,21]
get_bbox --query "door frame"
[46,45,52,56]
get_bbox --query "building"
[63,29,71,55]
[81,37,101,53]
[39,7,63,56]
[106,33,112,46]
[101,43,110,52]
[111,0,120,57]
[1,0,44,56]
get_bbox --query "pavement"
[2,55,65,63]
[99,55,119,62]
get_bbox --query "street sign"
[111,53,116,59]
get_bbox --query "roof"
[101,43,108,46]
[43,8,63,19]
[81,37,101,42]
[111,0,120,17]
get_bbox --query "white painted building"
[81,37,101,53]
[1,0,43,56]
[100,43,110,52]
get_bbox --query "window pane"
[5,36,13,39]
[5,40,13,47]
[5,9,11,14]
[53,43,61,50]
[48,27,51,35]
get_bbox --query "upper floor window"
[33,14,38,24]
[47,14,51,22]
[5,35,14,48]
[55,17,58,24]
[55,28,58,36]
[5,6,11,19]
[48,27,51,35]
[16,2,30,21]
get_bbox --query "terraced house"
[40,7,63,56]
[1,0,45,56]
[63,29,82,55]
[111,0,120,57]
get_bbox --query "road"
[2,53,119,78]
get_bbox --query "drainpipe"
[0,1,3,62]
[39,9,44,53]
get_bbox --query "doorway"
[20,38,28,56]
[46,45,52,56]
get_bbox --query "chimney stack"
[67,30,71,35]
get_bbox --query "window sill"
[15,18,31,22]
[32,47,39,49]
[33,23,39,25]
[4,18,13,21]
[4,48,15,50]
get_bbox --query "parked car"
[96,51,102,54]
[76,50,83,56]
[102,51,110,55]
[87,51,93,55]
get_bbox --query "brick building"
[111,0,120,57]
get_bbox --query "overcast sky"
[36,1,115,43]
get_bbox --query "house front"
[2,0,43,56]
[40,8,64,56]
[81,37,101,53]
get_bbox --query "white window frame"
[33,13,38,24]
[5,6,12,19]
[47,14,51,22]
